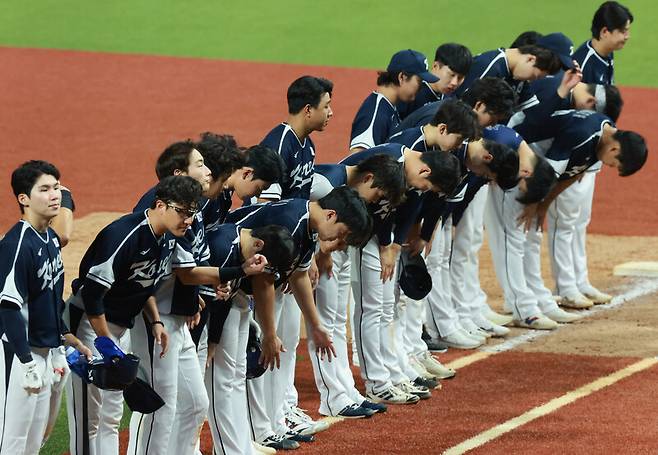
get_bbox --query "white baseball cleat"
[544,308,583,323]
[513,314,558,330]
[285,406,330,436]
[417,351,456,379]
[436,329,484,349]
[484,307,514,326]
[253,441,277,454]
[581,287,613,304]
[560,293,594,309]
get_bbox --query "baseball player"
[517,110,646,324]
[204,223,297,455]
[340,143,460,404]
[0,161,91,455]
[65,175,202,455]
[397,43,473,120]
[309,154,406,419]
[350,49,438,151]
[511,66,624,309]
[226,189,371,449]
[254,75,335,440]
[128,141,267,455]
[551,1,633,307]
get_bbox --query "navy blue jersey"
[311,164,348,201]
[340,144,405,244]
[205,223,244,300]
[70,211,176,328]
[225,199,313,287]
[542,110,613,180]
[394,100,446,134]
[454,49,520,97]
[202,189,234,233]
[397,81,446,120]
[0,221,65,347]
[573,40,614,85]
[388,126,432,152]
[350,92,400,150]
[133,187,210,316]
[260,123,315,200]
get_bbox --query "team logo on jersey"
[37,252,64,291]
[289,161,314,191]
[52,237,59,248]
[564,164,591,178]
[127,260,159,287]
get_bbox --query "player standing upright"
[350,49,438,151]
[0,161,92,455]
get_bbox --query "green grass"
[0,0,656,86]
[40,395,131,455]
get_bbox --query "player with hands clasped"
[0,161,92,455]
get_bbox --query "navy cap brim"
[559,55,575,70]
[418,71,439,83]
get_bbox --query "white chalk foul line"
[443,357,658,454]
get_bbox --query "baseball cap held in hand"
[388,50,439,83]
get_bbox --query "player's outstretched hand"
[206,342,217,369]
[63,333,93,361]
[243,254,268,276]
[516,202,539,232]
[259,334,286,371]
[311,325,336,362]
[20,359,43,394]
[315,249,333,279]
[308,260,320,289]
[152,324,169,358]
[216,282,232,301]
[379,243,401,282]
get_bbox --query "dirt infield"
[1,46,657,235]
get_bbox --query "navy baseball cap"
[536,33,575,69]
[387,50,439,83]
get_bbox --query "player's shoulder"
[98,211,149,246]
[571,40,591,61]
[389,126,422,144]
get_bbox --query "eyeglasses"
[166,203,197,219]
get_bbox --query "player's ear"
[473,101,485,113]
[173,169,184,176]
[253,238,264,252]
[438,123,448,135]
[527,54,537,65]
[17,193,30,208]
[325,209,337,222]
[243,167,254,180]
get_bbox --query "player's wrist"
[151,320,165,328]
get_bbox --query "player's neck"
[286,115,312,141]
[345,165,359,187]
[377,85,399,105]
[240,228,256,259]
[504,48,520,72]
[22,210,51,233]
[591,38,613,58]
[422,124,441,147]
[597,124,617,155]
[307,202,323,235]
[145,209,167,237]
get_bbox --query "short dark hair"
[518,45,563,74]
[592,1,633,38]
[511,31,543,48]
[516,156,557,204]
[430,98,480,140]
[243,145,286,184]
[318,186,373,247]
[376,70,413,86]
[196,132,244,182]
[354,154,406,206]
[482,140,520,190]
[251,225,298,271]
[419,151,461,195]
[586,84,624,122]
[461,77,517,120]
[614,130,647,177]
[11,160,61,213]
[155,140,197,180]
[435,43,473,76]
[287,76,333,114]
[153,175,203,211]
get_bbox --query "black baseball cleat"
[285,431,315,443]
[337,403,376,419]
[260,434,300,450]
[360,399,387,413]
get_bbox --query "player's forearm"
[289,270,322,329]
[541,176,579,207]
[251,274,277,337]
[142,296,162,324]
[87,314,112,338]
[0,306,33,363]
[174,266,220,286]
[50,207,74,247]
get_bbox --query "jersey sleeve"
[0,234,32,309]
[259,129,288,200]
[84,226,140,289]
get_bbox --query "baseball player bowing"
[204,223,296,455]
[0,161,92,455]
[65,175,202,455]
[225,188,372,449]
[309,154,406,419]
